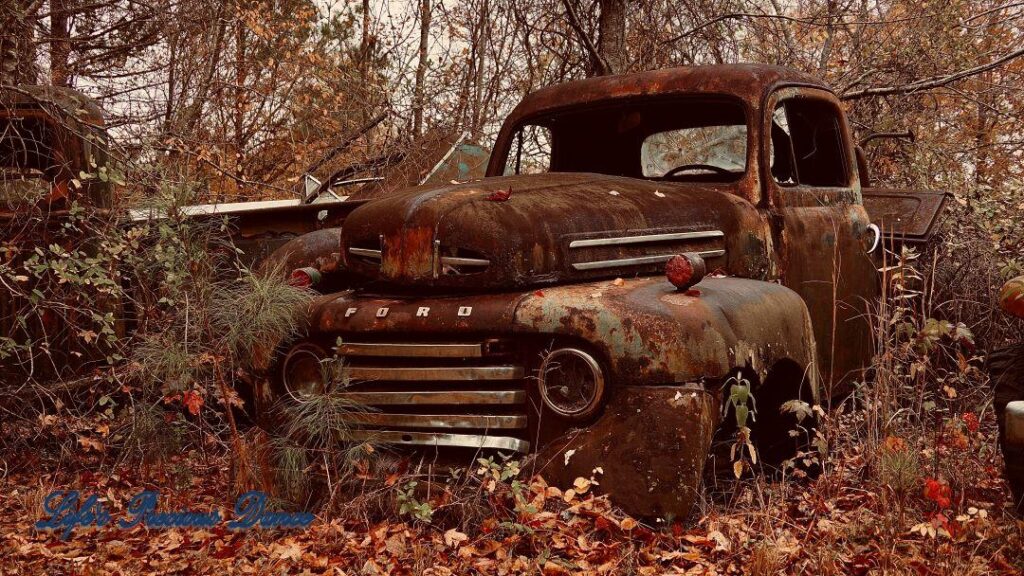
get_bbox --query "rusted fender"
[1000,276,1024,319]
[535,386,717,519]
[512,276,819,392]
[259,227,343,277]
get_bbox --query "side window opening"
[503,124,552,175]
[770,98,849,188]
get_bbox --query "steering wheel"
[662,163,733,178]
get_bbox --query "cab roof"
[1,85,106,127]
[504,64,830,126]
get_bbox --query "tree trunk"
[412,0,430,138]
[597,0,626,75]
[49,0,71,86]
[470,0,489,140]
[232,6,248,199]
[1,1,41,85]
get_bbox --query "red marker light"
[289,267,321,288]
[665,253,706,291]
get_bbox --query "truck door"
[765,87,879,398]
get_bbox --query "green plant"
[274,439,310,504]
[397,481,434,523]
[725,375,757,478]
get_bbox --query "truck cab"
[264,65,897,518]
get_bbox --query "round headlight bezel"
[281,343,330,400]
[538,347,605,420]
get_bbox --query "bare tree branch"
[841,46,1024,100]
[559,0,611,76]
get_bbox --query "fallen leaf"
[444,528,468,548]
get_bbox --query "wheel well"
[759,359,815,409]
[716,360,813,451]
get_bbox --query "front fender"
[512,276,818,391]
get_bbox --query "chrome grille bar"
[344,413,526,429]
[343,365,525,381]
[341,430,530,453]
[338,390,525,405]
[568,230,724,248]
[350,247,489,267]
[441,255,490,267]
[572,249,726,271]
[349,247,382,260]
[338,342,483,358]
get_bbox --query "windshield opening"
[503,97,747,182]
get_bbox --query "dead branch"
[841,47,1024,100]
[559,0,612,76]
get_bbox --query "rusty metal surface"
[255,226,345,276]
[342,365,525,381]
[339,430,530,453]
[1,85,106,127]
[511,276,818,388]
[336,390,526,405]
[534,385,719,518]
[339,172,775,291]
[862,188,950,243]
[305,274,818,401]
[760,87,880,395]
[342,412,527,429]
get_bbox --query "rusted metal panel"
[535,386,719,518]
[339,172,776,291]
[337,342,484,358]
[511,276,819,389]
[760,86,880,395]
[862,188,950,243]
[306,274,818,392]
[311,290,527,334]
[492,65,828,168]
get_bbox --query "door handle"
[866,223,881,254]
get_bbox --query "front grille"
[334,340,531,453]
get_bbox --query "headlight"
[538,348,605,419]
[281,343,329,399]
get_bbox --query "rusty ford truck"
[259,64,948,518]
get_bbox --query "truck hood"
[340,173,772,291]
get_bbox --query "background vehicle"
[0,85,486,379]
[991,276,1024,512]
